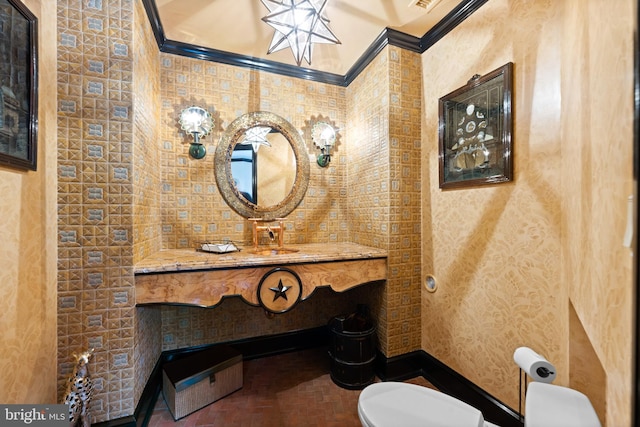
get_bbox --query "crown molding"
[341,28,421,86]
[141,0,488,86]
[420,0,489,51]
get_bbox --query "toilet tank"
[525,382,601,427]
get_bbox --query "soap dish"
[199,242,239,254]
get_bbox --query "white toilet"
[357,381,601,427]
[525,382,601,427]
[358,382,498,427]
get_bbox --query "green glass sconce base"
[189,143,206,159]
[317,154,331,168]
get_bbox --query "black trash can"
[328,305,376,390]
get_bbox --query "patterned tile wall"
[57,0,137,422]
[132,7,162,263]
[386,47,422,355]
[345,52,391,354]
[132,0,163,406]
[345,47,422,356]
[157,55,347,250]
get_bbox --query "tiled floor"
[148,346,434,427]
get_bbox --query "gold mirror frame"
[214,111,310,220]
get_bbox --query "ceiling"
[151,0,467,77]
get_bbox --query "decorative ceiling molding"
[141,0,488,87]
[342,28,420,87]
[419,0,489,51]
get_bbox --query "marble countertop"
[134,242,387,274]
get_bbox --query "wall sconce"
[179,106,213,159]
[311,121,336,167]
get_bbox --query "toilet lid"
[358,382,484,427]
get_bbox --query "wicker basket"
[162,346,243,420]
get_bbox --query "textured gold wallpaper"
[421,0,634,425]
[0,0,58,404]
[560,1,634,425]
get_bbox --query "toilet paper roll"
[513,347,556,383]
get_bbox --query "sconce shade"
[179,106,213,141]
[311,121,336,149]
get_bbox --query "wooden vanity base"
[135,244,387,308]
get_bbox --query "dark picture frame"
[0,0,38,171]
[438,62,513,189]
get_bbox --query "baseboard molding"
[376,349,523,427]
[97,327,521,427]
[162,325,330,365]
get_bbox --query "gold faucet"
[249,218,285,249]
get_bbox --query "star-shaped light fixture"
[241,126,272,152]
[261,0,341,66]
[269,279,291,302]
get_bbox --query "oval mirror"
[214,111,310,220]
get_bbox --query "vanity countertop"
[134,242,387,275]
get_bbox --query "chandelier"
[261,0,341,66]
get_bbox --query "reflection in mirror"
[240,126,272,152]
[231,130,296,206]
[214,111,310,220]
[231,145,256,204]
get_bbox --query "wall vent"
[410,0,443,12]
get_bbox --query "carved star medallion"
[258,268,302,314]
[269,279,290,302]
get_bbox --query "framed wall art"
[0,0,38,171]
[438,62,513,189]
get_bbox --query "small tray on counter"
[198,242,240,254]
